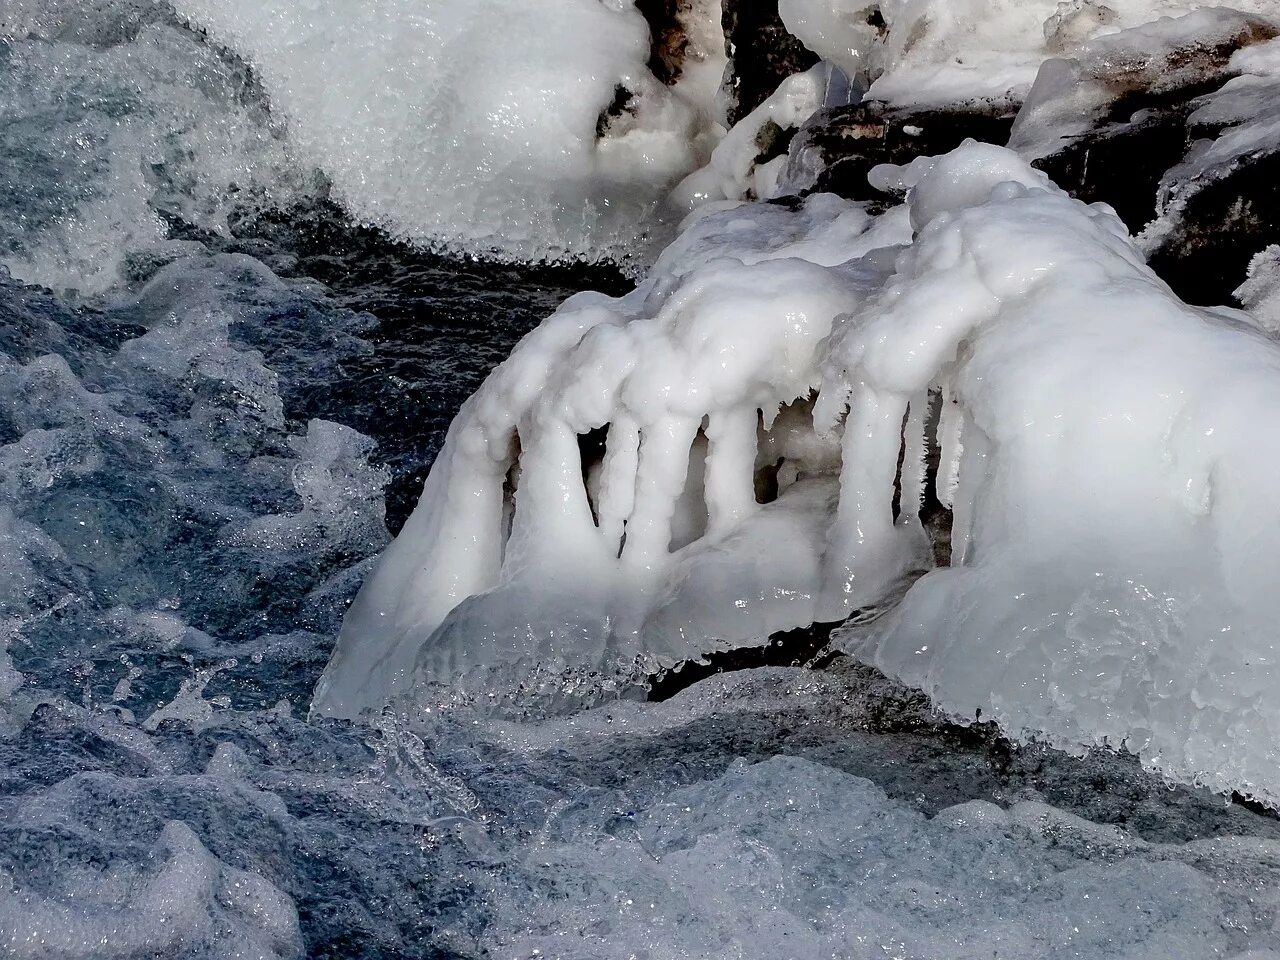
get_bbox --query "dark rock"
[783,102,1017,202]
[1147,150,1280,306]
[634,0,694,85]
[720,0,818,126]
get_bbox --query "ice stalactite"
[324,140,1280,808]
[314,194,917,717]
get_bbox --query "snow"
[170,0,726,263]
[328,139,1280,810]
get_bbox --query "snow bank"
[171,0,725,263]
[328,139,1280,807]
[779,0,1280,110]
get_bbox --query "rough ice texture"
[315,191,917,717]
[779,0,1280,111]
[171,0,725,263]
[329,141,1280,809]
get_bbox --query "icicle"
[936,378,964,510]
[899,392,928,527]
[704,407,759,539]
[505,418,605,571]
[819,383,908,620]
[949,420,990,566]
[596,416,640,557]
[620,415,700,575]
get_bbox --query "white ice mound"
[325,140,1280,808]
[171,0,724,262]
[779,0,1280,111]
[841,143,1280,805]
[314,193,919,717]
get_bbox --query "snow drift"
[323,140,1280,807]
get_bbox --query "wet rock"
[721,0,818,126]
[781,101,1016,202]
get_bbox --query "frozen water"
[778,0,1280,110]
[171,0,726,263]
[334,139,1280,811]
[316,189,918,718]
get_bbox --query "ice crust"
[779,0,1280,110]
[171,0,726,263]
[330,141,1280,807]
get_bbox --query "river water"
[3,7,1280,959]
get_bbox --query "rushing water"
[4,7,1280,960]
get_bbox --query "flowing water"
[3,7,1280,959]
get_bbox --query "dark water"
[3,9,1280,960]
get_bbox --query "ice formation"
[327,140,1280,807]
[170,0,727,262]
[777,0,1280,110]
[315,191,918,717]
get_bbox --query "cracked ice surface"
[324,142,1280,808]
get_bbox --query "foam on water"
[0,3,301,294]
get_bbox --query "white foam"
[0,820,302,959]
[0,16,297,294]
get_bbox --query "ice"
[314,190,918,718]
[330,139,1280,809]
[1238,244,1280,333]
[778,0,1280,111]
[1009,9,1280,164]
[672,63,832,209]
[171,0,726,264]
[1141,35,1280,249]
[832,143,1280,804]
